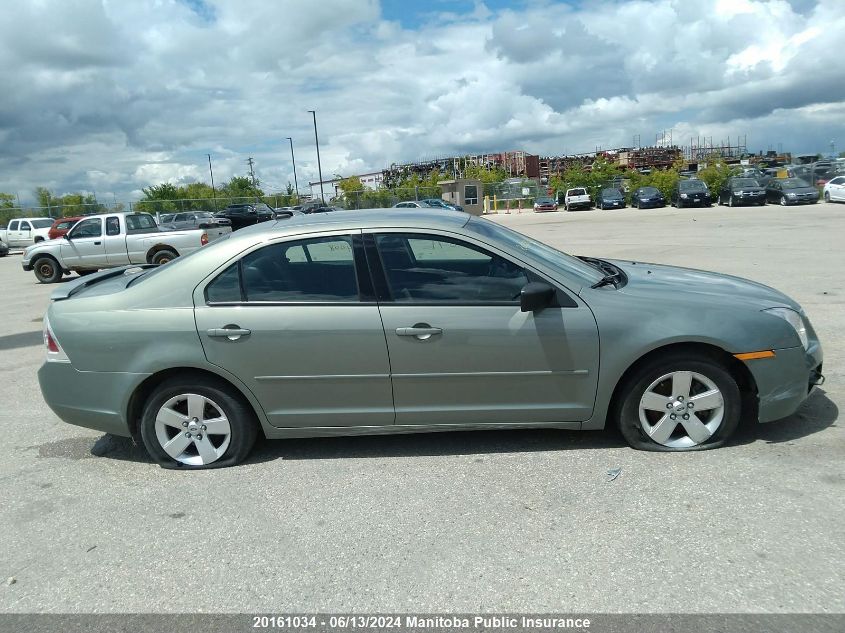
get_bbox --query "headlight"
[763,307,808,349]
[680,193,688,198]
[787,193,797,198]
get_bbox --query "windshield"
[782,178,810,188]
[466,216,603,285]
[31,219,54,228]
[601,188,622,197]
[639,187,659,195]
[568,188,587,196]
[679,180,708,192]
[732,178,759,187]
[535,197,555,204]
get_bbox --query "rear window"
[568,189,587,196]
[31,219,54,228]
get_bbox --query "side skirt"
[263,420,583,439]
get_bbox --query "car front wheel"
[33,257,63,283]
[140,377,259,469]
[615,354,741,451]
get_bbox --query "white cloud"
[0,0,842,203]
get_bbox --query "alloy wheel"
[154,393,232,466]
[638,371,725,448]
[781,196,787,206]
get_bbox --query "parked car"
[0,238,8,257]
[823,175,845,202]
[718,177,767,207]
[563,188,591,211]
[630,186,666,209]
[738,168,772,187]
[671,179,712,208]
[303,205,344,214]
[21,212,212,283]
[48,216,85,240]
[420,198,464,212]
[765,178,819,206]
[159,212,232,241]
[392,201,435,209]
[37,210,823,468]
[0,218,54,247]
[213,203,274,230]
[596,188,625,210]
[532,196,558,212]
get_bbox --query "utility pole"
[246,157,257,188]
[207,154,217,210]
[307,110,325,203]
[286,137,299,197]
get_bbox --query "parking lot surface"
[1,203,843,613]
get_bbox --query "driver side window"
[71,218,103,239]
[374,233,528,303]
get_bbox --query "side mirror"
[520,282,555,313]
[63,233,71,240]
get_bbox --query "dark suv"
[671,179,712,208]
[214,203,274,230]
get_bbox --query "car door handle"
[207,326,251,340]
[396,325,442,340]
[94,241,101,245]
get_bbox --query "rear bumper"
[745,341,824,423]
[38,362,148,437]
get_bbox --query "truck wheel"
[152,249,178,265]
[34,236,45,243]
[33,257,63,284]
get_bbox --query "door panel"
[193,233,394,428]
[378,305,598,425]
[60,218,105,267]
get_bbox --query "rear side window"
[205,235,359,303]
[106,217,120,236]
[125,214,157,231]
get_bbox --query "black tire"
[77,269,97,276]
[140,376,259,469]
[780,196,788,206]
[614,353,741,452]
[34,236,45,243]
[823,192,830,202]
[33,256,63,283]
[151,249,178,265]
[728,195,734,207]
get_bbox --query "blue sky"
[0,0,842,202]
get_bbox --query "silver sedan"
[38,210,824,468]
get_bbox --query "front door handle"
[396,324,442,340]
[207,326,251,340]
[94,241,102,245]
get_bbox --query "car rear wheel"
[151,249,177,265]
[824,192,830,202]
[33,256,63,283]
[140,377,259,469]
[615,354,741,451]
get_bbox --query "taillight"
[200,233,209,246]
[43,316,69,362]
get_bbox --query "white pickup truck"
[21,212,225,283]
[0,217,54,247]
[563,188,592,211]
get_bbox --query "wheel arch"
[126,366,267,442]
[606,341,758,428]
[145,243,179,263]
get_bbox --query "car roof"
[231,208,471,242]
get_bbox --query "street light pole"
[307,110,325,203]
[286,137,299,198]
[207,153,217,211]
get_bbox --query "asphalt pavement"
[0,202,842,613]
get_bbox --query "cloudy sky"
[0,0,842,203]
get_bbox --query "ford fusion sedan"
[765,178,819,206]
[718,178,767,207]
[38,210,824,468]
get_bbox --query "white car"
[823,176,845,202]
[0,217,54,247]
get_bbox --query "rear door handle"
[207,326,251,340]
[396,324,442,340]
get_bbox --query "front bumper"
[38,362,148,437]
[744,340,824,423]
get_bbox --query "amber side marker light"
[734,350,777,361]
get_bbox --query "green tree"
[463,163,508,184]
[696,158,738,195]
[0,192,15,209]
[225,176,264,200]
